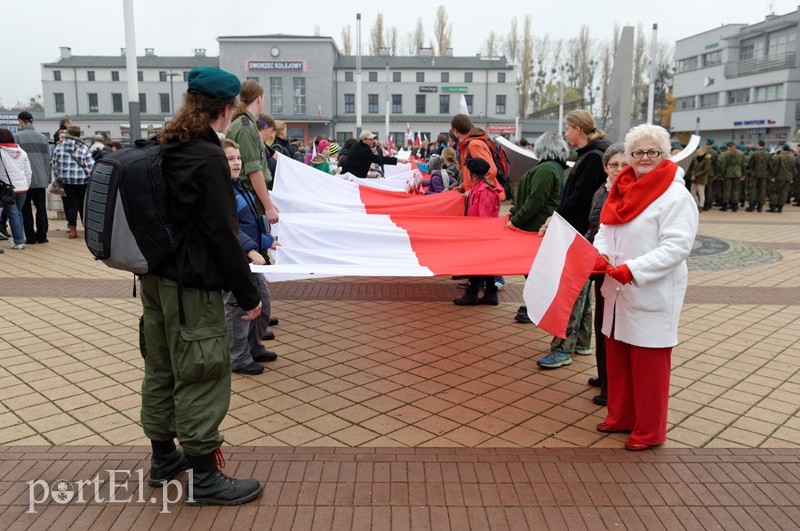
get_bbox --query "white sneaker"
[495,281,504,290]
[11,243,25,250]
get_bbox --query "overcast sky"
[2,0,798,106]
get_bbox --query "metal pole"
[169,70,175,114]
[557,66,564,134]
[123,0,141,140]
[647,23,657,124]
[385,63,390,145]
[356,13,362,136]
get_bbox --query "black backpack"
[84,137,180,274]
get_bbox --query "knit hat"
[187,67,241,100]
[329,142,339,155]
[466,157,490,177]
[317,139,330,153]
[428,154,443,171]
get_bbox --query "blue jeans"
[4,192,27,245]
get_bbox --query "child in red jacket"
[453,157,502,306]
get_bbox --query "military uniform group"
[687,138,800,213]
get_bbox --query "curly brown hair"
[160,92,236,144]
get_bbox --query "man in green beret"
[140,66,263,505]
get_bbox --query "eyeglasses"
[606,162,627,170]
[630,149,662,159]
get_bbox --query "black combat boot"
[731,202,739,212]
[186,449,263,506]
[478,285,499,306]
[719,204,727,211]
[453,284,480,305]
[757,203,763,212]
[148,439,189,487]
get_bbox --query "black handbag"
[0,154,15,205]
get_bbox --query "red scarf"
[600,159,676,225]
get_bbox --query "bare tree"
[484,31,497,57]
[505,17,520,65]
[599,41,613,124]
[647,41,675,126]
[518,15,534,118]
[530,35,550,113]
[370,12,385,55]
[433,5,452,56]
[632,23,647,120]
[341,25,352,55]
[390,26,398,56]
[413,18,425,54]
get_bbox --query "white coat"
[594,166,699,348]
[0,145,32,193]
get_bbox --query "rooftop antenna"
[768,0,776,15]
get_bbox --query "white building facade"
[38,35,517,143]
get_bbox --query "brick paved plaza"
[1,206,799,529]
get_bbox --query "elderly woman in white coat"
[593,124,698,451]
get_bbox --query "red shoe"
[624,438,654,451]
[596,423,631,433]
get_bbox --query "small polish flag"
[415,132,422,146]
[317,105,322,118]
[523,212,596,338]
[459,93,469,115]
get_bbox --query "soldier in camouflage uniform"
[769,145,795,213]
[719,142,745,212]
[745,140,770,212]
[704,139,721,209]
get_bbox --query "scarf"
[600,159,676,225]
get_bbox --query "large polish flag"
[523,213,597,338]
[255,157,597,337]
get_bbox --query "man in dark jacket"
[340,130,407,178]
[141,66,263,506]
[14,111,51,243]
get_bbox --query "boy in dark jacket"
[222,139,279,375]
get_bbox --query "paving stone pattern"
[0,210,798,527]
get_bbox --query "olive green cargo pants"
[139,274,231,456]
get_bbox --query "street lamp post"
[166,71,179,114]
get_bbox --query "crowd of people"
[4,64,793,502]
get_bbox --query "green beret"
[783,144,792,151]
[705,138,715,145]
[187,67,241,100]
[758,140,765,147]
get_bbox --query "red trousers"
[603,334,672,445]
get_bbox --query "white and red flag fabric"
[522,213,596,338]
[459,93,470,115]
[415,132,422,146]
[257,155,596,337]
[405,123,413,145]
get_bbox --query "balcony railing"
[725,51,796,78]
